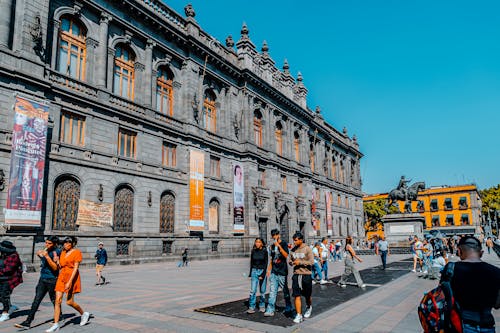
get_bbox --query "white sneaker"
[293,313,303,323]
[423,270,428,274]
[80,312,90,326]
[0,313,9,322]
[411,269,416,273]
[45,322,60,332]
[320,279,328,285]
[360,284,366,288]
[304,306,312,318]
[8,305,18,315]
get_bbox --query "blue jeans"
[463,323,495,333]
[266,273,292,314]
[249,268,266,309]
[311,262,322,280]
[321,260,328,280]
[380,250,388,269]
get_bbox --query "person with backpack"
[445,236,500,332]
[0,241,23,322]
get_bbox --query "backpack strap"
[440,262,458,331]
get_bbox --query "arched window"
[156,66,174,116]
[202,90,217,132]
[160,191,175,233]
[113,45,135,100]
[275,121,283,156]
[294,131,300,162]
[253,110,263,147]
[114,185,134,232]
[208,198,220,233]
[58,16,86,80]
[52,176,80,230]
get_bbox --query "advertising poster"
[5,96,49,226]
[326,192,333,236]
[189,150,205,231]
[76,199,113,227]
[233,163,244,233]
[311,191,318,232]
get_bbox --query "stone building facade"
[0,0,364,265]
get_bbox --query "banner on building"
[76,199,113,227]
[5,96,49,226]
[189,150,205,231]
[311,190,319,234]
[233,163,244,233]
[326,192,333,236]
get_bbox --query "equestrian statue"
[385,176,425,213]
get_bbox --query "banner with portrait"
[189,150,205,231]
[5,96,49,226]
[326,192,333,236]
[76,199,113,227]
[233,163,244,233]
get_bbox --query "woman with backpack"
[0,240,23,322]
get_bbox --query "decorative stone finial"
[343,127,348,135]
[353,134,358,143]
[261,40,269,53]
[225,35,234,48]
[283,59,290,72]
[297,71,303,82]
[241,22,249,38]
[315,106,321,114]
[184,4,195,18]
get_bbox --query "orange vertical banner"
[189,150,205,231]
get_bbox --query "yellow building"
[364,184,482,235]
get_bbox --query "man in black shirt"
[442,236,500,333]
[264,229,292,317]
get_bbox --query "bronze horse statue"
[385,181,425,213]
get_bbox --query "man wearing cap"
[15,236,60,329]
[95,242,108,285]
[441,236,500,332]
[0,240,23,322]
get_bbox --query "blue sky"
[167,1,500,194]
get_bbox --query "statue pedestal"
[382,213,424,247]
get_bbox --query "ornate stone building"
[0,0,363,264]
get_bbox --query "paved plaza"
[0,252,499,333]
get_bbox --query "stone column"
[96,13,112,88]
[85,38,98,84]
[0,0,13,47]
[143,39,155,108]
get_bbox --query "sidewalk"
[0,252,497,332]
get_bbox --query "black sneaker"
[14,321,31,329]
[102,276,106,284]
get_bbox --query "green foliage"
[363,198,399,231]
[480,184,500,216]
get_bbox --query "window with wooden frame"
[339,160,345,183]
[60,112,85,146]
[118,128,137,159]
[253,110,263,147]
[162,142,176,167]
[337,194,341,206]
[275,122,283,156]
[281,175,287,192]
[202,90,217,132]
[113,45,135,100]
[309,144,315,172]
[345,196,349,208]
[156,67,174,116]
[298,180,303,196]
[294,131,300,162]
[331,157,337,180]
[58,16,86,80]
[209,156,220,178]
[208,198,220,234]
[258,168,266,187]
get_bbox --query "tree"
[480,184,500,220]
[363,198,399,231]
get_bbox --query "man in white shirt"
[376,236,390,270]
[319,237,329,284]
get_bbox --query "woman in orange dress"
[45,236,89,332]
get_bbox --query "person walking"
[335,239,343,261]
[375,236,389,270]
[14,236,61,329]
[338,236,366,289]
[441,236,500,333]
[247,238,268,314]
[45,236,90,332]
[485,237,493,255]
[290,232,314,323]
[311,242,322,284]
[411,236,423,272]
[319,237,329,283]
[95,242,107,286]
[264,229,292,317]
[0,241,23,322]
[181,248,189,267]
